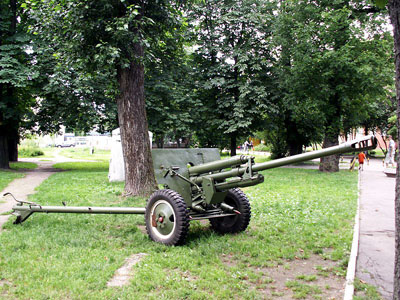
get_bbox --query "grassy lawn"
[59,147,111,162]
[18,146,111,161]
[18,146,57,159]
[0,170,24,193]
[353,278,382,300]
[0,162,358,299]
[0,162,37,195]
[40,147,58,158]
[9,162,38,170]
[370,149,385,158]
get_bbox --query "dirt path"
[0,161,60,229]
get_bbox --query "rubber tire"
[145,189,189,246]
[210,188,251,234]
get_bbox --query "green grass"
[9,162,38,170]
[0,170,24,192]
[59,147,111,162]
[285,280,322,298]
[18,146,44,157]
[18,147,57,158]
[370,149,385,158]
[0,162,358,299]
[353,278,382,300]
[53,161,109,171]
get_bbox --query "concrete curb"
[343,169,361,300]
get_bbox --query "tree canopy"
[266,0,393,163]
[0,0,395,176]
[0,0,37,168]
[188,0,277,155]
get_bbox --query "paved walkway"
[0,150,89,229]
[356,158,395,299]
[0,161,59,229]
[0,152,98,229]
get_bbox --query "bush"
[18,146,44,157]
[254,143,270,152]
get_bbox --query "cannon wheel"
[145,189,189,246]
[210,188,251,234]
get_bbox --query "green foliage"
[0,0,395,173]
[374,0,388,9]
[387,114,397,139]
[145,14,197,145]
[18,147,43,157]
[18,138,44,157]
[25,0,192,141]
[0,0,38,168]
[188,0,277,151]
[264,0,393,157]
[254,143,270,152]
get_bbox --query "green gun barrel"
[193,135,376,185]
[188,155,249,175]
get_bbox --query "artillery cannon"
[10,136,376,246]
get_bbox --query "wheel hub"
[149,200,176,239]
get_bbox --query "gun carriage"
[10,136,376,245]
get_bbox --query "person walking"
[243,140,250,153]
[358,151,366,171]
[385,135,396,167]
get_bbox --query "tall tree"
[189,0,277,155]
[145,18,197,147]
[388,0,400,297]
[271,0,392,170]
[0,0,36,168]
[28,1,187,196]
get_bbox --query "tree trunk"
[0,0,17,169]
[230,133,237,156]
[8,137,18,162]
[0,134,9,169]
[389,1,400,299]
[155,134,164,148]
[0,79,8,168]
[288,142,303,156]
[319,134,339,172]
[116,42,157,197]
[8,128,18,162]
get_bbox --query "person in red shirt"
[358,152,366,171]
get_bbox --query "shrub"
[254,143,270,152]
[18,146,44,157]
